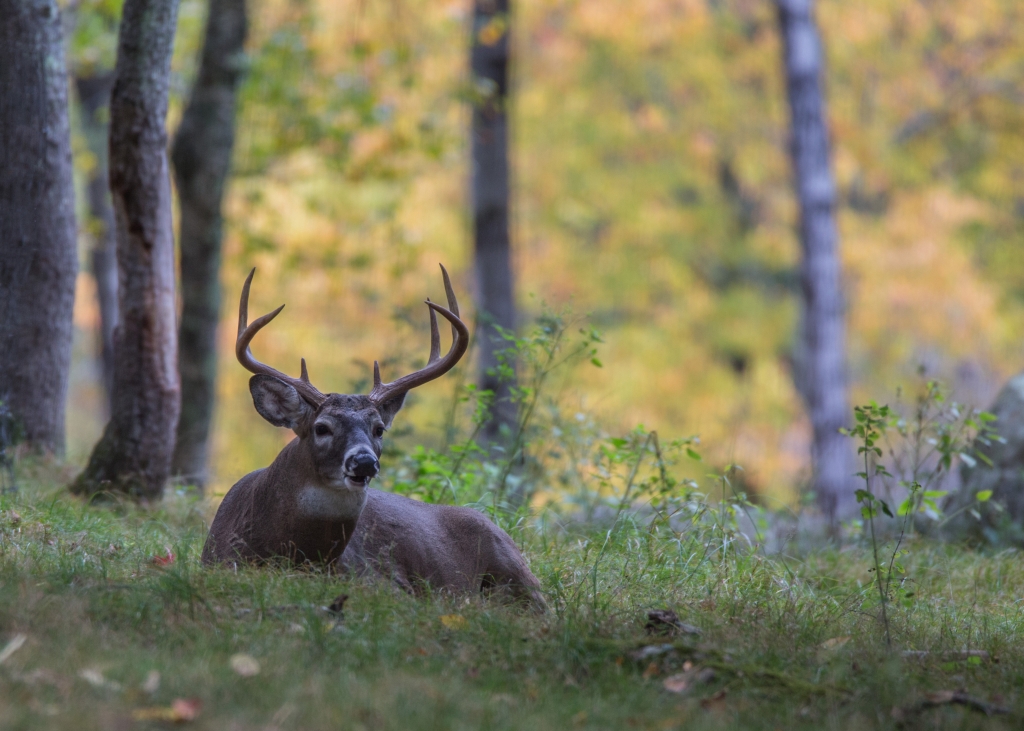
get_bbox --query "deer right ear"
[249,375,315,431]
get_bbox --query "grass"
[2,461,1023,730]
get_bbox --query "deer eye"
[373,425,385,438]
[314,423,332,437]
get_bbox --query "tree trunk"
[170,0,248,491]
[470,0,518,450]
[75,72,119,409]
[0,0,79,455]
[71,0,182,500]
[775,0,855,529]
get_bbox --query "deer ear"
[376,392,407,428]
[250,375,315,430]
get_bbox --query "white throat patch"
[296,483,367,521]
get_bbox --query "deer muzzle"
[344,451,380,484]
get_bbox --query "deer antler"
[369,264,470,405]
[236,268,327,407]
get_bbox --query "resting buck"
[202,266,544,608]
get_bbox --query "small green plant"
[385,307,605,517]
[883,378,1001,527]
[844,402,897,647]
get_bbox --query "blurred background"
[64,0,1024,507]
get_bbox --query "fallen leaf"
[326,593,348,615]
[663,674,691,693]
[0,633,26,665]
[132,698,201,723]
[150,549,176,567]
[663,666,716,695]
[440,614,467,630]
[142,670,160,694]
[820,636,850,651]
[629,644,676,662]
[171,698,202,721]
[642,662,660,679]
[700,688,728,712]
[229,653,261,677]
[79,668,122,691]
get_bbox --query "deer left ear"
[376,393,407,428]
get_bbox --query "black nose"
[346,452,379,478]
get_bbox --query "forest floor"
[1,462,1022,731]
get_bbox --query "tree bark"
[775,0,855,529]
[470,0,518,449]
[0,0,79,455]
[170,0,248,490]
[71,0,182,500]
[75,72,119,409]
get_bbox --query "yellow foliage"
[65,0,1024,506]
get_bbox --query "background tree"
[68,0,124,412]
[171,0,249,490]
[75,72,118,407]
[71,0,182,500]
[470,0,518,449]
[775,0,855,528]
[0,0,79,455]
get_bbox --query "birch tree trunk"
[0,0,78,455]
[75,72,118,409]
[71,0,182,500]
[470,0,518,449]
[775,0,855,529]
[171,0,248,490]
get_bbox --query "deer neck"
[274,438,368,525]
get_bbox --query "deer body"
[340,489,543,605]
[202,267,544,609]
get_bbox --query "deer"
[202,265,545,609]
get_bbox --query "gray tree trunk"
[775,0,855,528]
[170,0,248,491]
[74,72,119,409]
[0,0,79,455]
[470,0,518,449]
[71,0,182,500]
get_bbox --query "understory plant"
[381,308,757,554]
[843,378,1001,648]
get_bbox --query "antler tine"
[235,269,327,407]
[427,299,441,365]
[369,264,470,405]
[439,263,459,340]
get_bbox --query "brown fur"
[341,489,546,608]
